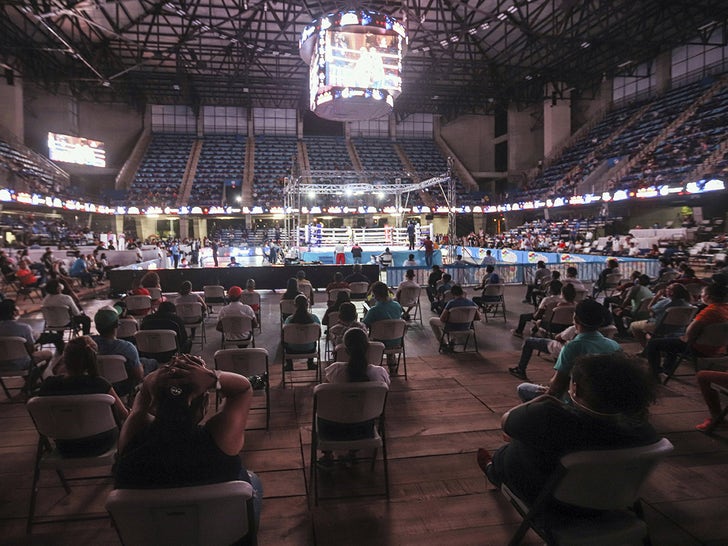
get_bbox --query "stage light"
[235,195,242,202]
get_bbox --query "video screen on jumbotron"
[324,30,401,92]
[48,132,106,168]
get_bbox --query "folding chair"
[26,394,118,533]
[664,322,728,384]
[203,285,226,315]
[147,287,163,309]
[398,285,423,325]
[220,316,256,349]
[348,282,370,300]
[281,322,321,386]
[135,329,179,364]
[0,335,33,399]
[106,481,257,546]
[331,341,386,367]
[309,382,389,506]
[279,299,296,332]
[705,382,728,434]
[603,272,623,298]
[241,291,262,332]
[214,348,270,429]
[176,301,207,348]
[539,305,576,338]
[41,305,79,342]
[368,319,408,379]
[327,288,351,307]
[498,438,673,546]
[651,305,696,339]
[323,311,340,362]
[480,284,507,323]
[124,294,152,317]
[438,306,479,353]
[96,354,128,384]
[116,318,139,340]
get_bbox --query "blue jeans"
[517,382,548,402]
[515,337,552,372]
[425,253,433,267]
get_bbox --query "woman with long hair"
[39,336,129,456]
[322,289,351,326]
[318,328,390,468]
[328,302,366,348]
[283,294,320,370]
[281,277,302,301]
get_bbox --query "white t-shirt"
[218,301,256,340]
[325,362,391,386]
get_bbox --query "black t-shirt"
[114,426,243,489]
[38,375,117,457]
[496,399,658,503]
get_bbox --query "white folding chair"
[176,301,207,348]
[220,315,255,349]
[214,348,270,429]
[203,285,226,315]
[279,299,297,331]
[310,382,389,505]
[106,481,256,546]
[41,305,79,341]
[331,340,386,367]
[348,282,370,300]
[125,295,152,317]
[499,438,673,546]
[327,288,351,307]
[147,287,163,307]
[241,291,262,332]
[540,305,576,338]
[96,354,128,384]
[135,329,178,363]
[439,306,479,353]
[298,283,314,306]
[0,335,33,398]
[479,284,507,323]
[116,318,139,340]
[26,394,118,533]
[398,285,423,325]
[368,319,408,379]
[281,322,321,386]
[603,272,623,297]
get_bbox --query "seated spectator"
[39,336,128,456]
[610,274,654,338]
[328,302,366,348]
[425,265,443,304]
[478,352,658,505]
[629,283,692,349]
[216,286,257,348]
[344,264,369,284]
[529,270,561,307]
[113,354,262,531]
[319,328,390,467]
[377,248,393,269]
[472,265,501,308]
[363,281,404,373]
[42,279,91,336]
[141,301,192,359]
[69,252,94,288]
[139,271,162,303]
[243,279,261,314]
[512,281,563,337]
[431,273,454,313]
[395,269,420,320]
[508,326,577,380]
[323,290,351,327]
[695,369,728,432]
[563,266,585,292]
[645,283,728,379]
[592,257,619,297]
[91,307,145,396]
[523,261,551,304]
[16,261,45,294]
[175,280,206,310]
[402,254,418,267]
[429,284,480,352]
[283,294,320,371]
[515,299,619,402]
[280,277,302,320]
[326,272,349,294]
[296,270,314,305]
[0,299,53,390]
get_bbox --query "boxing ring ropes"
[282,168,458,260]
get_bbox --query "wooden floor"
[2,284,728,545]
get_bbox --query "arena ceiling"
[2,1,728,118]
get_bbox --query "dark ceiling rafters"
[1,0,727,116]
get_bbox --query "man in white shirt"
[216,286,257,346]
[402,254,418,267]
[334,241,346,265]
[42,279,91,335]
[395,269,420,320]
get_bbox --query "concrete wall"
[0,74,24,140]
[507,104,543,172]
[440,114,494,172]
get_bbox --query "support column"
[179,217,190,240]
[0,68,23,140]
[543,83,571,157]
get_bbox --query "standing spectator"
[420,236,435,267]
[406,220,416,250]
[211,239,219,267]
[170,240,180,269]
[350,241,363,264]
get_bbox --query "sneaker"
[696,418,714,432]
[511,329,523,338]
[508,367,527,380]
[476,448,492,475]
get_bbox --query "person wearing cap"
[515,298,620,402]
[42,278,92,336]
[91,306,144,397]
[216,286,257,346]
